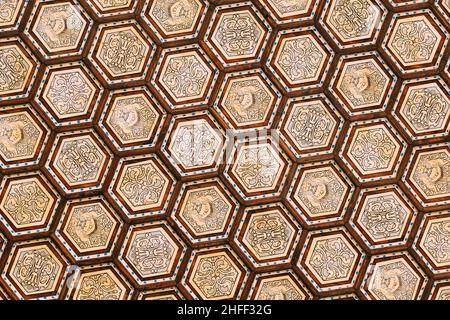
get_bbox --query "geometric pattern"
[413,211,450,276]
[267,26,333,93]
[1,239,69,300]
[118,221,186,287]
[151,44,218,110]
[45,129,113,195]
[0,37,40,103]
[248,270,313,300]
[0,0,449,301]
[88,20,155,86]
[54,196,123,262]
[214,69,281,131]
[340,118,407,183]
[170,178,239,246]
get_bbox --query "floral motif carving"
[95,0,131,10]
[223,77,272,125]
[296,168,346,217]
[107,95,158,143]
[359,193,408,241]
[328,0,379,40]
[127,229,175,277]
[212,11,262,59]
[34,3,86,51]
[12,246,62,294]
[1,179,51,227]
[307,235,356,282]
[118,161,167,209]
[99,28,148,76]
[368,259,420,300]
[286,102,335,150]
[243,211,292,259]
[276,35,324,84]
[421,218,450,266]
[169,121,220,169]
[55,137,105,184]
[150,0,200,34]
[192,253,240,299]
[411,151,450,198]
[234,144,282,192]
[0,112,41,161]
[390,17,439,65]
[44,70,95,118]
[349,126,398,173]
[161,53,209,101]
[401,85,450,134]
[338,61,388,108]
[180,187,230,235]
[64,203,115,251]
[0,45,31,94]
[75,271,124,300]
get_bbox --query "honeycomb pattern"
[0,0,449,301]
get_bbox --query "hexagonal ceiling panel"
[204,2,270,68]
[88,20,155,86]
[25,0,93,60]
[267,26,333,93]
[382,10,448,75]
[141,0,207,43]
[321,0,387,49]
